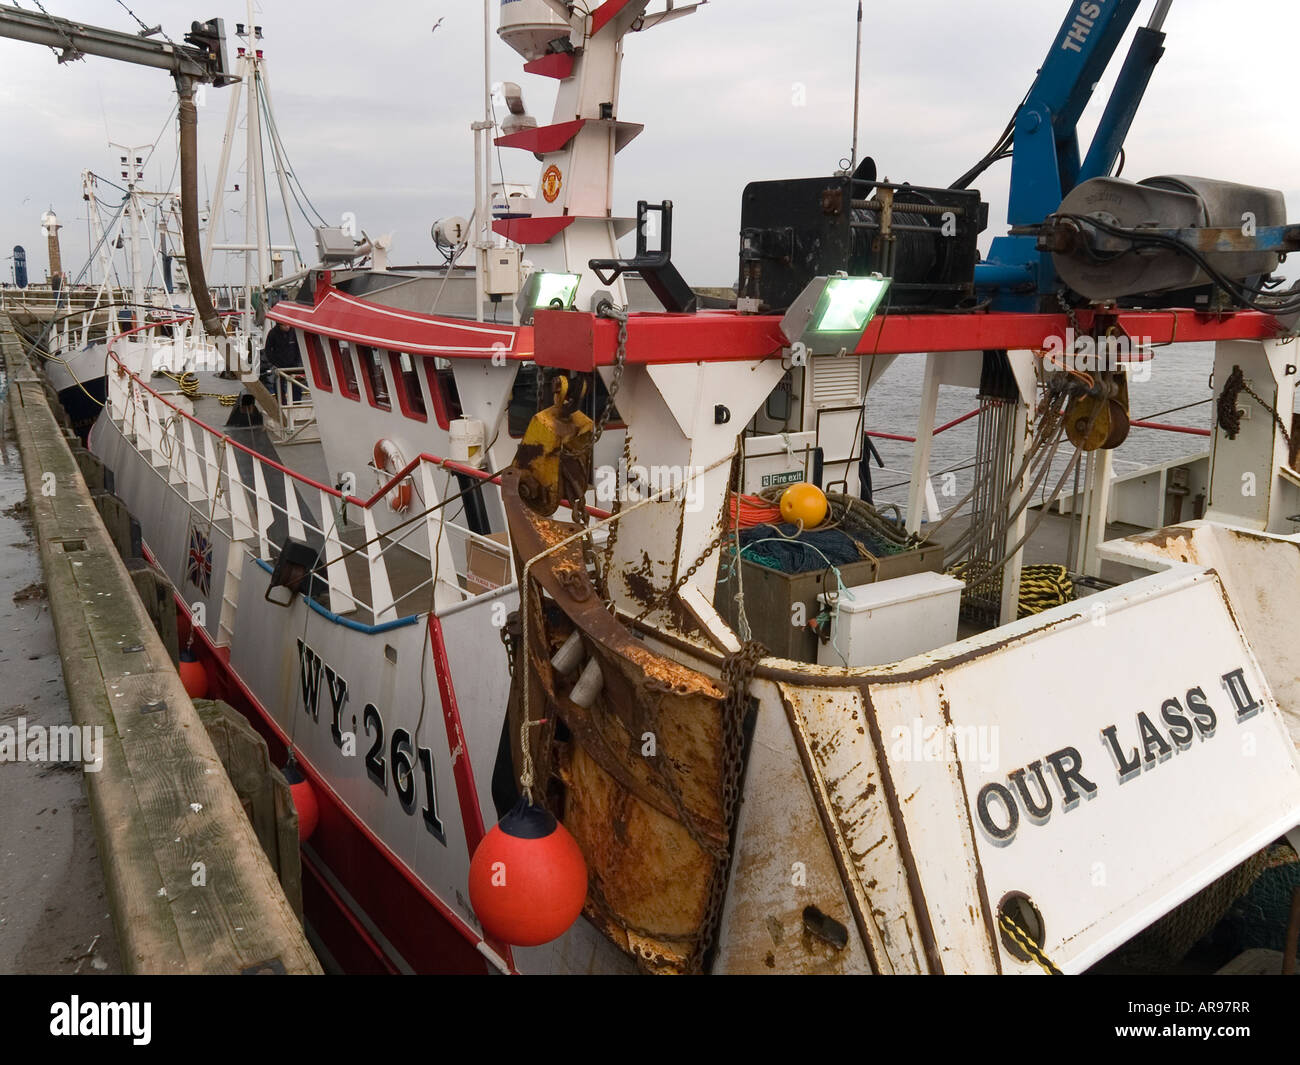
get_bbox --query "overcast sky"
[2,0,1298,287]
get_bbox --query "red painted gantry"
[531,306,1283,371]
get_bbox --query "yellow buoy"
[779,482,828,529]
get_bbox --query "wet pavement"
[0,416,120,974]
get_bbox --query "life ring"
[373,438,413,513]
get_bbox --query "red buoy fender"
[178,649,209,699]
[469,800,588,947]
[283,762,319,842]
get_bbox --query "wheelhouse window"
[389,352,427,421]
[303,333,332,392]
[508,364,540,438]
[331,338,360,400]
[357,345,392,411]
[424,358,463,431]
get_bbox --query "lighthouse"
[40,208,63,292]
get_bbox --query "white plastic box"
[817,571,964,668]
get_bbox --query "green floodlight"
[781,273,892,356]
[517,270,582,323]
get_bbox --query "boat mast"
[81,172,119,337]
[243,0,269,327]
[850,0,863,172]
[112,142,149,313]
[204,11,299,325]
[472,0,494,323]
[495,2,701,311]
[83,174,113,297]
[203,55,243,277]
[258,63,304,278]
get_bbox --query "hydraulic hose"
[174,75,226,339]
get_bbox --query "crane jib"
[1061,1,1108,54]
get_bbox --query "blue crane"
[973,1,1174,310]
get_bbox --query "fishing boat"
[32,165,235,439]
[83,0,1300,975]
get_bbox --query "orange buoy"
[779,482,828,529]
[469,800,588,947]
[373,439,413,513]
[284,762,319,842]
[178,649,209,699]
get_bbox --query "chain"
[597,432,632,609]
[1218,364,1293,453]
[499,609,520,676]
[573,300,629,601]
[627,458,739,626]
[114,0,175,45]
[593,301,628,443]
[115,0,153,35]
[644,733,728,863]
[629,529,727,626]
[522,313,749,968]
[1056,288,1084,350]
[586,877,697,945]
[607,637,764,972]
[689,639,765,972]
[22,0,84,62]
[570,488,612,605]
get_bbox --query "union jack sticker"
[186,526,213,596]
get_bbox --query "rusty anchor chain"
[507,307,764,971]
[598,431,633,610]
[690,639,766,972]
[593,299,628,444]
[573,299,629,603]
[499,609,521,676]
[1217,363,1294,454]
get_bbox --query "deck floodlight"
[781,273,891,355]
[265,537,321,607]
[517,271,581,323]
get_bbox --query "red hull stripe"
[269,289,531,359]
[301,851,403,974]
[426,614,517,971]
[154,565,509,973]
[427,615,488,851]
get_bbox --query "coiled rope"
[947,560,1075,619]
[159,370,238,407]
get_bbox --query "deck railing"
[103,315,520,643]
[101,315,1216,640]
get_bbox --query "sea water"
[862,342,1218,514]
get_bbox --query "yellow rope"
[30,346,106,407]
[947,561,1074,619]
[161,369,199,397]
[159,369,238,407]
[998,912,1063,975]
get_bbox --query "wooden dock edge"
[1,316,321,975]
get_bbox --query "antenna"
[850,1,863,173]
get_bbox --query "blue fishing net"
[737,524,866,575]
